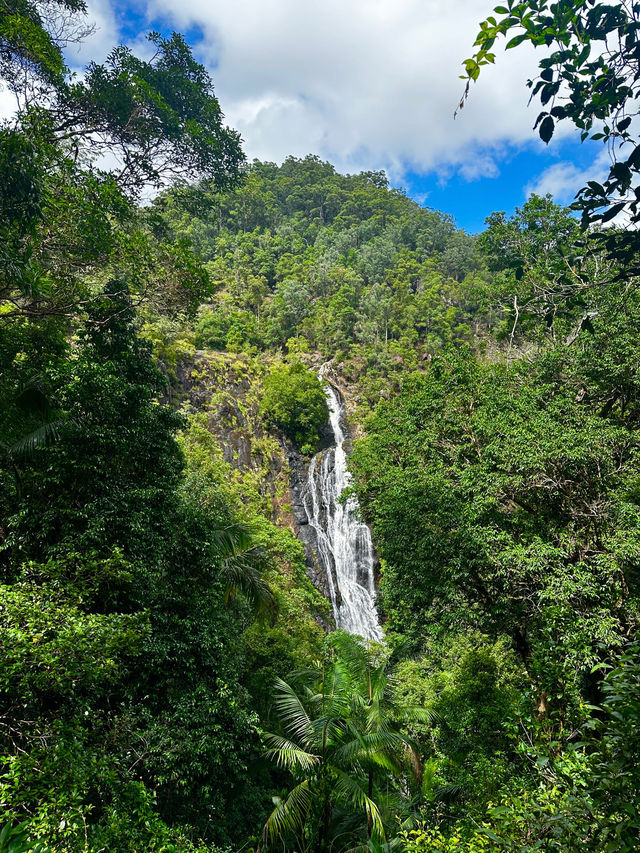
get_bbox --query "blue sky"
[402,136,605,233]
[72,0,609,234]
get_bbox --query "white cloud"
[66,0,119,68]
[129,0,555,179]
[0,84,18,123]
[0,0,595,192]
[526,149,611,204]
[457,152,502,182]
[526,148,636,227]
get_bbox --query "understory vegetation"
[1,1,639,851]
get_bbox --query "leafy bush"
[259,361,328,453]
[195,305,262,351]
[0,822,47,853]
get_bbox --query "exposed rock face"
[170,351,334,603]
[172,351,289,522]
[288,445,333,599]
[168,350,380,634]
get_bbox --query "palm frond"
[434,782,463,802]
[208,522,255,556]
[221,555,278,618]
[328,629,371,672]
[213,522,278,619]
[286,664,326,685]
[273,678,317,746]
[343,837,401,853]
[333,769,386,843]
[4,418,65,459]
[405,704,439,723]
[320,663,354,717]
[262,732,319,772]
[263,780,312,846]
[336,728,418,775]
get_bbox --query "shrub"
[259,361,328,453]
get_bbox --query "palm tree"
[211,521,278,620]
[262,632,432,853]
[337,635,432,841]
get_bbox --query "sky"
[56,0,609,233]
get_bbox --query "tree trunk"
[316,799,332,853]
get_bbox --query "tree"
[480,195,579,278]
[463,0,640,270]
[267,278,313,342]
[584,641,640,850]
[401,642,640,852]
[55,32,243,195]
[0,0,89,94]
[0,1,243,323]
[262,632,425,852]
[259,360,328,453]
[0,292,272,849]
[478,194,599,344]
[350,349,637,714]
[2,1,243,196]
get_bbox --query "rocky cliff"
[172,349,335,603]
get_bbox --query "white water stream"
[303,376,383,641]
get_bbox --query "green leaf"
[506,33,528,48]
[587,180,606,195]
[600,202,625,223]
[539,115,555,142]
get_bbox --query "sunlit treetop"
[0,0,244,196]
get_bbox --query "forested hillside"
[1,2,639,852]
[154,156,484,408]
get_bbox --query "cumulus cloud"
[1,0,576,188]
[62,0,119,68]
[126,0,557,179]
[526,149,611,204]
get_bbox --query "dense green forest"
[1,1,639,852]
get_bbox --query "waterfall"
[302,375,383,641]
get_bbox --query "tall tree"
[0,0,243,322]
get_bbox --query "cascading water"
[302,374,383,641]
